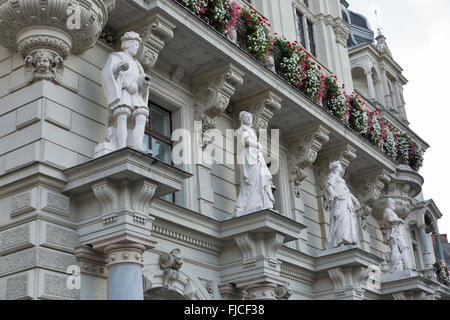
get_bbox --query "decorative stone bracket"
[235,232,284,270]
[160,248,183,289]
[275,281,293,300]
[193,64,244,149]
[287,125,330,198]
[135,13,176,72]
[233,90,283,131]
[0,0,115,84]
[327,266,368,299]
[351,169,391,229]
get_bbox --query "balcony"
[104,0,427,177]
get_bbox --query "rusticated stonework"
[43,273,80,300]
[10,189,37,217]
[6,273,29,300]
[44,224,79,252]
[41,190,70,216]
[0,223,32,254]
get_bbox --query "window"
[296,12,306,48]
[144,103,174,202]
[307,20,316,57]
[296,11,317,57]
[144,103,172,164]
[303,0,309,8]
[410,226,423,270]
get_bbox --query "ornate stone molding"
[287,125,330,198]
[160,248,183,289]
[91,180,119,216]
[218,283,247,300]
[233,90,283,130]
[275,281,293,300]
[74,245,108,278]
[104,242,145,268]
[0,0,115,83]
[332,18,350,47]
[132,180,157,215]
[136,13,176,72]
[193,64,244,121]
[236,277,281,300]
[327,267,367,299]
[235,233,284,270]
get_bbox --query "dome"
[341,2,375,48]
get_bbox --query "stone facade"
[0,0,448,300]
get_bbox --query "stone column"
[365,70,376,100]
[239,279,279,300]
[419,225,433,268]
[432,234,445,262]
[105,243,146,300]
[380,68,393,108]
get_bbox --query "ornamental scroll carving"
[0,0,114,84]
[287,125,330,198]
[193,64,244,149]
[160,249,183,289]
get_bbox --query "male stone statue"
[232,111,275,217]
[323,161,360,250]
[382,198,410,273]
[100,31,151,155]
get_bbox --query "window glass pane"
[142,134,150,153]
[307,21,316,56]
[152,138,172,164]
[159,194,173,202]
[151,105,171,137]
[297,12,306,48]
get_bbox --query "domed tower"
[342,0,409,125]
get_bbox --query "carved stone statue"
[323,161,360,250]
[97,31,151,157]
[382,198,410,273]
[233,111,275,217]
[24,49,63,83]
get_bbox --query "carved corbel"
[136,13,176,71]
[92,179,119,217]
[235,232,284,270]
[332,17,350,47]
[287,125,330,198]
[233,90,283,131]
[132,180,157,216]
[275,281,293,300]
[327,267,366,299]
[193,64,244,148]
[160,248,183,289]
[351,169,391,229]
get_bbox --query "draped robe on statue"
[102,51,149,113]
[324,172,358,249]
[234,125,274,217]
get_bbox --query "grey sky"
[346,0,450,235]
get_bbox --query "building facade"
[0,0,448,300]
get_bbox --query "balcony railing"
[171,0,427,172]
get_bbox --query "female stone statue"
[102,31,151,152]
[383,198,410,273]
[324,161,360,249]
[233,111,275,217]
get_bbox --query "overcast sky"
[346,0,450,235]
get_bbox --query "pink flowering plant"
[409,140,424,171]
[181,0,208,17]
[324,76,350,121]
[368,111,385,149]
[434,261,449,285]
[240,6,272,61]
[206,0,239,34]
[396,132,410,165]
[274,37,307,87]
[349,96,370,136]
[300,56,325,104]
[383,127,397,159]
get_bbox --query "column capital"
[75,245,108,279]
[104,242,146,268]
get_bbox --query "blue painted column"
[433,234,445,262]
[105,243,146,300]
